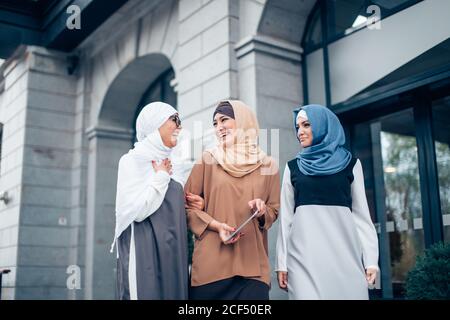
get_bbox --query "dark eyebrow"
[214,115,228,122]
[300,120,310,125]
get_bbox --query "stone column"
[177,0,240,155]
[235,35,303,299]
[84,126,133,299]
[0,46,79,299]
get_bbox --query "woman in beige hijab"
[184,100,280,300]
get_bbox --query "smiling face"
[158,114,182,148]
[296,116,313,148]
[213,113,237,148]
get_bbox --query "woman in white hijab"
[113,102,196,300]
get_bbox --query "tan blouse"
[185,152,280,287]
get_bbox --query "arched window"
[138,68,176,109]
[303,6,322,51]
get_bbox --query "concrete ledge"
[235,34,302,62]
[85,126,133,141]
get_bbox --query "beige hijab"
[207,100,269,177]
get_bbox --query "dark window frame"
[302,0,423,55]
[342,78,449,298]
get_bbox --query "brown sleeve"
[259,165,281,230]
[184,153,214,239]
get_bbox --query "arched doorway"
[85,53,176,299]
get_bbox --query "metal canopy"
[0,0,128,58]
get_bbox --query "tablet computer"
[225,210,259,242]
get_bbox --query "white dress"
[275,158,379,300]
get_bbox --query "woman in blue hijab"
[275,104,379,300]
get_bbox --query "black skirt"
[189,276,269,300]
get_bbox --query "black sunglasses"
[169,114,181,128]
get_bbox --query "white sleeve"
[351,159,379,270]
[275,164,296,272]
[134,171,171,222]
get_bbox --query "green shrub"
[405,241,450,299]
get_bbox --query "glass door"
[432,95,450,242]
[378,109,425,297]
[351,107,426,298]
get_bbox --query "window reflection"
[304,6,322,50]
[432,96,450,242]
[380,109,424,295]
[351,108,426,298]
[327,0,422,39]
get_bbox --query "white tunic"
[275,159,379,300]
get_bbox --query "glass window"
[351,108,425,298]
[351,121,382,298]
[327,0,422,39]
[432,95,450,243]
[161,69,177,108]
[359,39,450,95]
[328,0,366,37]
[379,108,424,296]
[139,69,176,108]
[303,6,322,51]
[350,123,377,221]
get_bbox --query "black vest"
[287,157,357,210]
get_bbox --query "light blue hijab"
[293,104,352,176]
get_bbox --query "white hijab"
[111,102,191,252]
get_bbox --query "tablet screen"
[225,210,259,242]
